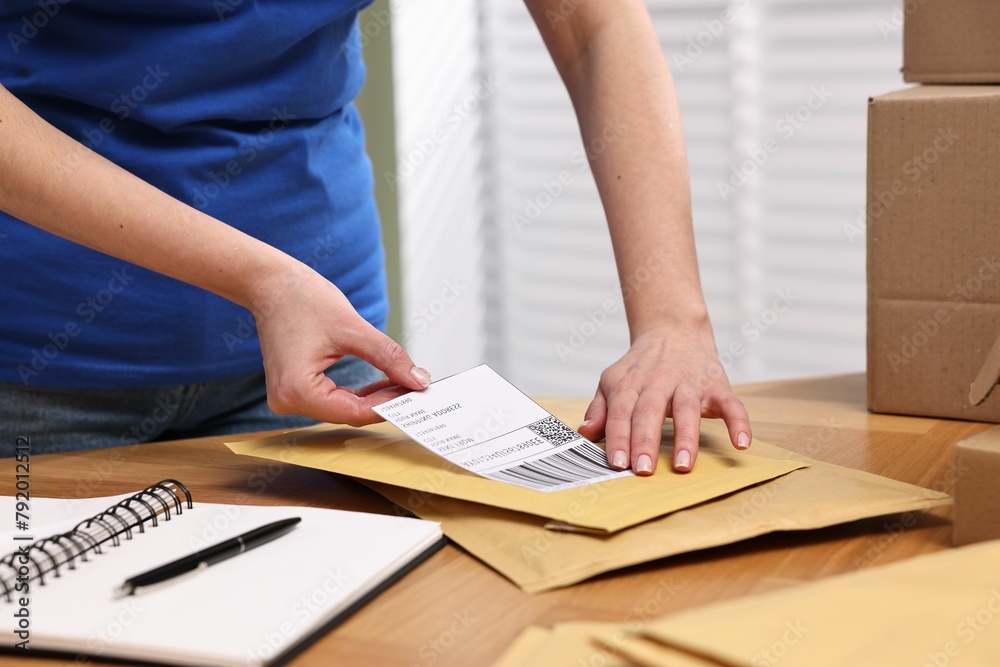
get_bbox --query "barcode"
[526,416,579,446]
[485,441,622,492]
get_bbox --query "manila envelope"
[617,539,1000,667]
[363,419,949,593]
[226,412,804,534]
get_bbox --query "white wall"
[390,0,489,378]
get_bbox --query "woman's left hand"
[576,323,751,475]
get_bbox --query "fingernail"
[737,432,751,450]
[410,366,431,387]
[612,450,628,470]
[579,419,591,429]
[674,450,692,470]
[636,454,653,474]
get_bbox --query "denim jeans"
[0,356,380,456]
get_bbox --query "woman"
[0,0,750,472]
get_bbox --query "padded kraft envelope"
[618,540,1000,667]
[226,416,804,534]
[363,419,949,593]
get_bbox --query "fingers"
[348,327,431,392]
[710,392,752,450]
[253,270,430,427]
[578,387,608,442]
[319,373,424,423]
[314,394,386,427]
[627,390,668,475]
[604,382,637,474]
[581,388,639,472]
[668,390,702,473]
[273,372,414,427]
[587,352,752,476]
[353,377,400,397]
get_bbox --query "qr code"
[527,416,580,447]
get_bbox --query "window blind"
[472,0,905,394]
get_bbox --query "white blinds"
[473,0,905,394]
[391,0,906,393]
[743,0,906,381]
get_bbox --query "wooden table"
[0,374,983,666]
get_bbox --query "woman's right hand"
[250,261,430,427]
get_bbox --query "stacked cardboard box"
[867,3,1000,422]
[903,0,1000,83]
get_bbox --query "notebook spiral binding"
[0,479,193,602]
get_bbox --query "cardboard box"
[904,0,1000,83]
[954,426,1000,546]
[867,86,1000,422]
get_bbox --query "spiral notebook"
[0,481,444,667]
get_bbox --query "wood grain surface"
[0,374,980,666]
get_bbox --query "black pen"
[113,517,302,597]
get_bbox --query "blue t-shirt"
[0,0,385,387]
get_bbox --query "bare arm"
[523,0,751,473]
[0,84,429,422]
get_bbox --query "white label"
[373,365,632,492]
